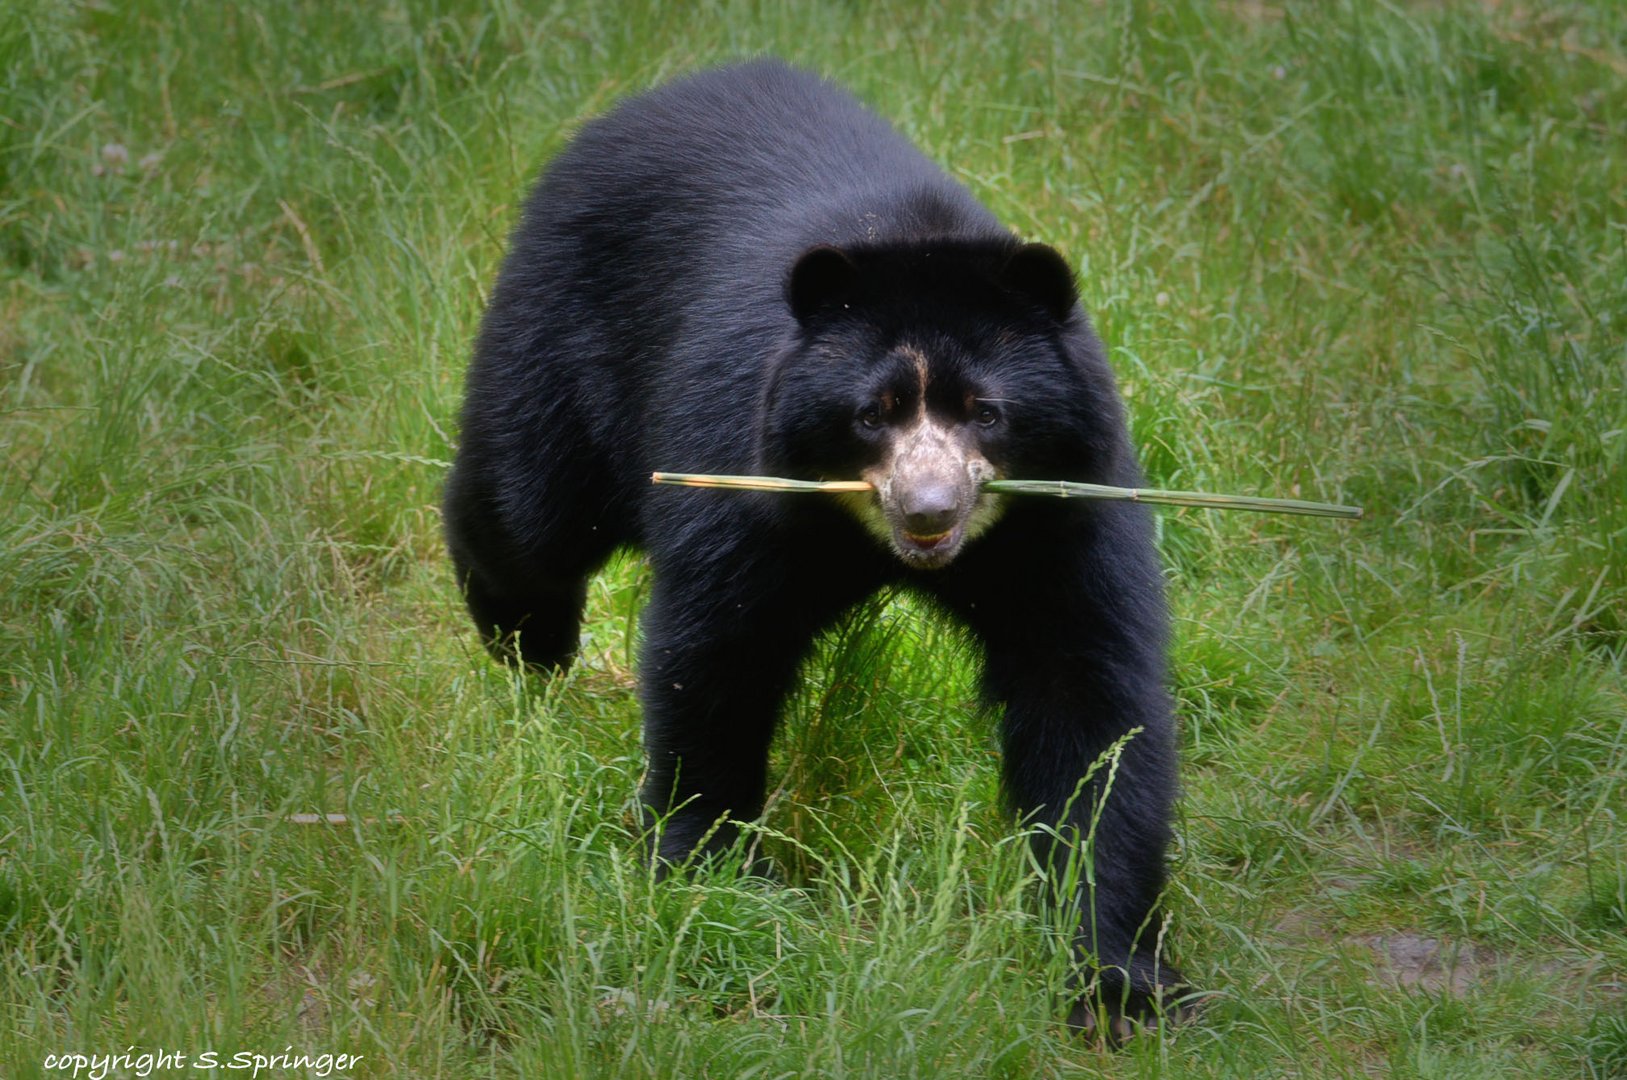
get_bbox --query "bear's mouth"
[902,529,951,549]
[893,524,964,568]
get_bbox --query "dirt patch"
[1361,932,1494,995]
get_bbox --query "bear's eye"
[858,403,884,430]
[974,403,1002,428]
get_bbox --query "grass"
[2,0,1624,1075]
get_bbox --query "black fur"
[445,60,1184,1031]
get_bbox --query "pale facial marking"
[960,455,1004,543]
[848,414,1005,569]
[898,345,931,407]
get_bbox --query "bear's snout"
[864,418,996,569]
[900,483,960,539]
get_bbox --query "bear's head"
[762,240,1126,570]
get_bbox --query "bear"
[444,59,1186,1037]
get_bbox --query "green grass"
[2,0,1624,1075]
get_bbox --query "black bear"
[445,60,1185,1036]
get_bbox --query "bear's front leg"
[637,535,877,869]
[991,653,1187,1040]
[940,504,1189,1040]
[637,597,790,866]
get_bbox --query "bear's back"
[550,61,997,248]
[501,60,1006,310]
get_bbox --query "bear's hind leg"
[458,564,591,673]
[444,460,617,674]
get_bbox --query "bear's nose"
[901,485,960,537]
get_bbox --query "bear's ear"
[787,245,858,324]
[999,242,1077,322]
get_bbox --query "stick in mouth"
[650,472,1363,520]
